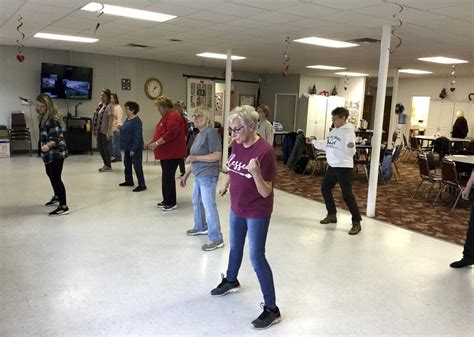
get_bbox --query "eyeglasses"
[228,126,245,134]
[192,114,203,118]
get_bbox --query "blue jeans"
[124,149,145,187]
[111,131,121,160]
[192,176,222,242]
[226,210,276,309]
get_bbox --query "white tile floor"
[0,154,473,336]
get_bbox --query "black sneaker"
[45,196,59,206]
[450,257,474,268]
[48,206,70,216]
[157,201,165,208]
[162,204,177,212]
[119,182,134,186]
[251,303,281,330]
[210,273,240,296]
[133,185,147,192]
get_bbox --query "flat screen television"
[41,63,93,100]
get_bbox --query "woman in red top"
[146,96,187,211]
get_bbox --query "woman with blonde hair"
[210,105,281,329]
[36,94,69,216]
[180,107,223,251]
[147,96,187,211]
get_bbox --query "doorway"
[274,93,297,131]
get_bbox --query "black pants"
[97,133,111,168]
[160,158,180,206]
[321,166,362,222]
[45,158,67,206]
[178,158,185,175]
[124,150,145,187]
[463,205,474,259]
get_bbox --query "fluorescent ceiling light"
[34,32,98,43]
[196,53,246,60]
[399,69,433,74]
[307,65,346,70]
[81,2,177,22]
[294,37,358,48]
[335,72,368,77]
[418,56,468,64]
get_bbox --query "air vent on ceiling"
[125,43,150,48]
[347,38,381,44]
[169,39,182,42]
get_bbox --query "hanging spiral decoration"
[16,15,25,62]
[282,36,290,78]
[94,2,105,35]
[385,1,404,54]
[450,64,456,92]
[344,75,349,91]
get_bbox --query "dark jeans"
[97,133,111,168]
[226,210,276,309]
[463,205,474,259]
[124,150,145,187]
[160,158,180,206]
[45,158,67,206]
[322,166,362,223]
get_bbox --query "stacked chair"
[9,111,32,156]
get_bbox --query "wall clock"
[144,77,163,100]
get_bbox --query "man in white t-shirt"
[256,105,274,145]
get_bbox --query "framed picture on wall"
[121,79,131,90]
[239,94,255,107]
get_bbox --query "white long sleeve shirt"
[311,123,356,168]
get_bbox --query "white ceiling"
[0,0,473,78]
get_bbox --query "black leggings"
[45,159,67,206]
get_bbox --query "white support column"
[222,49,232,172]
[366,25,392,218]
[387,69,400,149]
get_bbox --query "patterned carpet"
[274,156,469,246]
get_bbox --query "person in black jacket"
[36,94,69,216]
[452,110,468,139]
[450,169,474,268]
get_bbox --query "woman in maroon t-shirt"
[209,105,281,330]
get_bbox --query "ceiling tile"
[429,3,474,22]
[209,3,268,17]
[277,3,340,18]
[186,10,240,23]
[317,11,395,28]
[157,0,228,10]
[248,11,303,24]
[400,0,473,10]
[226,17,270,29]
[231,0,300,11]
[309,0,382,10]
[168,17,213,28]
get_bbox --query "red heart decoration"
[450,87,456,92]
[16,54,25,62]
[282,70,288,77]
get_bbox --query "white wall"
[339,76,366,125]
[0,45,259,148]
[258,74,300,122]
[299,75,339,97]
[396,76,474,136]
